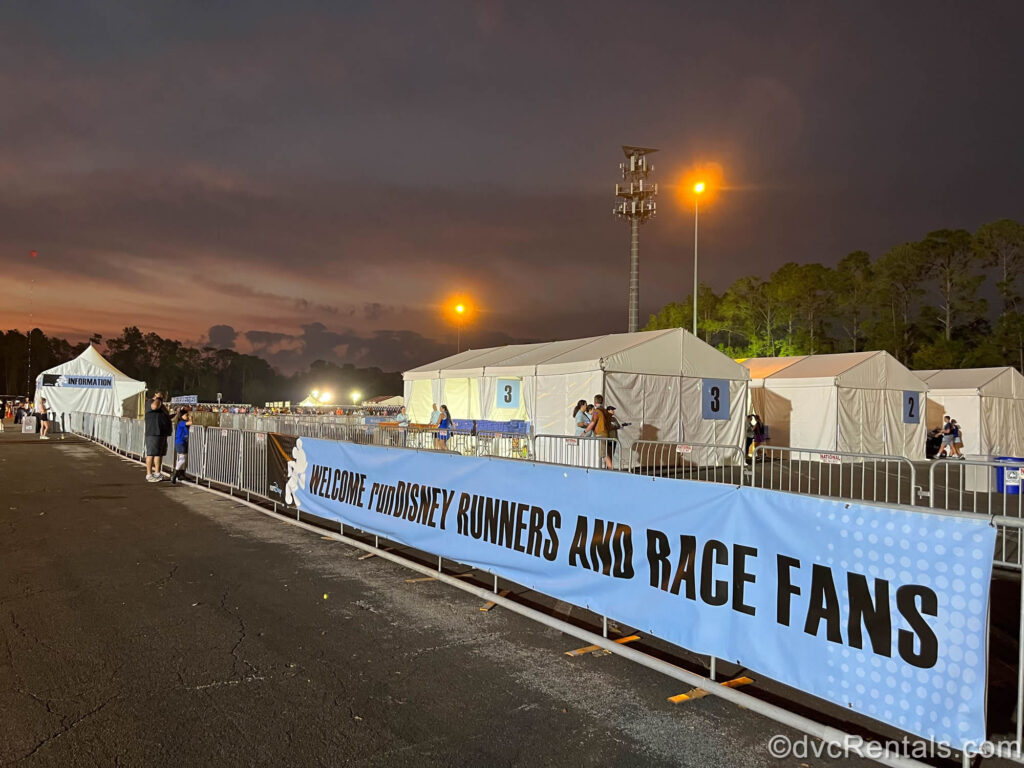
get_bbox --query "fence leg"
[1017,571,1024,750]
[710,655,717,681]
[437,555,442,573]
[493,573,498,594]
[602,615,608,639]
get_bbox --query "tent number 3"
[503,385,513,404]
[709,386,721,413]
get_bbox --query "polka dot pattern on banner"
[808,503,991,747]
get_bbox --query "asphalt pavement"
[0,427,905,767]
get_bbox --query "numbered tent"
[34,344,147,418]
[403,328,750,455]
[741,351,928,459]
[916,367,1024,456]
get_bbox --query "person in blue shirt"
[573,400,589,436]
[434,405,453,450]
[171,406,192,485]
[429,403,441,426]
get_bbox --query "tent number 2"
[503,385,513,404]
[709,386,721,413]
[907,396,916,418]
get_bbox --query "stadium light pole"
[692,181,705,337]
[614,147,658,333]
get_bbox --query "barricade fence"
[750,445,919,508]
[632,440,747,486]
[64,410,1024,766]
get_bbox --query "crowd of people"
[570,395,628,469]
[1,397,52,439]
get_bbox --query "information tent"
[34,344,147,418]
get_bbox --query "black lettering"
[526,506,545,558]
[589,519,614,576]
[669,535,697,599]
[897,585,938,668]
[568,517,590,570]
[543,510,560,561]
[847,574,891,657]
[497,500,515,548]
[732,545,757,616]
[611,524,634,579]
[456,492,471,535]
[776,555,801,626]
[700,539,729,606]
[513,503,529,553]
[330,469,341,501]
[803,564,843,643]
[646,530,671,590]
[483,497,499,542]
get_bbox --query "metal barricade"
[632,440,746,486]
[929,458,1024,569]
[750,445,918,507]
[476,432,531,460]
[534,434,622,470]
[203,427,243,487]
[186,424,207,480]
[238,431,268,497]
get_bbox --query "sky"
[0,1,1022,373]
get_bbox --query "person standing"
[937,415,954,459]
[583,394,613,468]
[14,401,27,426]
[38,397,50,440]
[171,406,192,484]
[951,419,965,459]
[605,405,623,469]
[144,395,172,482]
[572,400,589,436]
[429,403,441,426]
[434,405,453,450]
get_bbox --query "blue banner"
[42,374,113,388]
[283,437,993,748]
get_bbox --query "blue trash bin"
[995,456,1024,494]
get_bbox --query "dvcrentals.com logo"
[768,734,1021,760]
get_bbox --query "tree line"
[645,219,1024,370]
[0,326,402,404]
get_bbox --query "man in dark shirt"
[144,395,173,482]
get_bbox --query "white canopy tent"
[741,351,928,459]
[916,367,1024,457]
[34,345,147,418]
[404,329,750,452]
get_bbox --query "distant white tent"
[916,367,1024,457]
[34,345,147,418]
[404,328,750,454]
[741,351,928,459]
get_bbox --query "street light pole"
[692,181,705,337]
[693,196,699,336]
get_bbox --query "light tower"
[615,146,658,333]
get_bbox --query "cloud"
[207,324,238,349]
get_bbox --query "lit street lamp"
[455,303,466,352]
[351,390,361,405]
[692,181,705,336]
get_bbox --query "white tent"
[404,329,750,451]
[34,345,147,418]
[741,351,928,459]
[916,367,1024,457]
